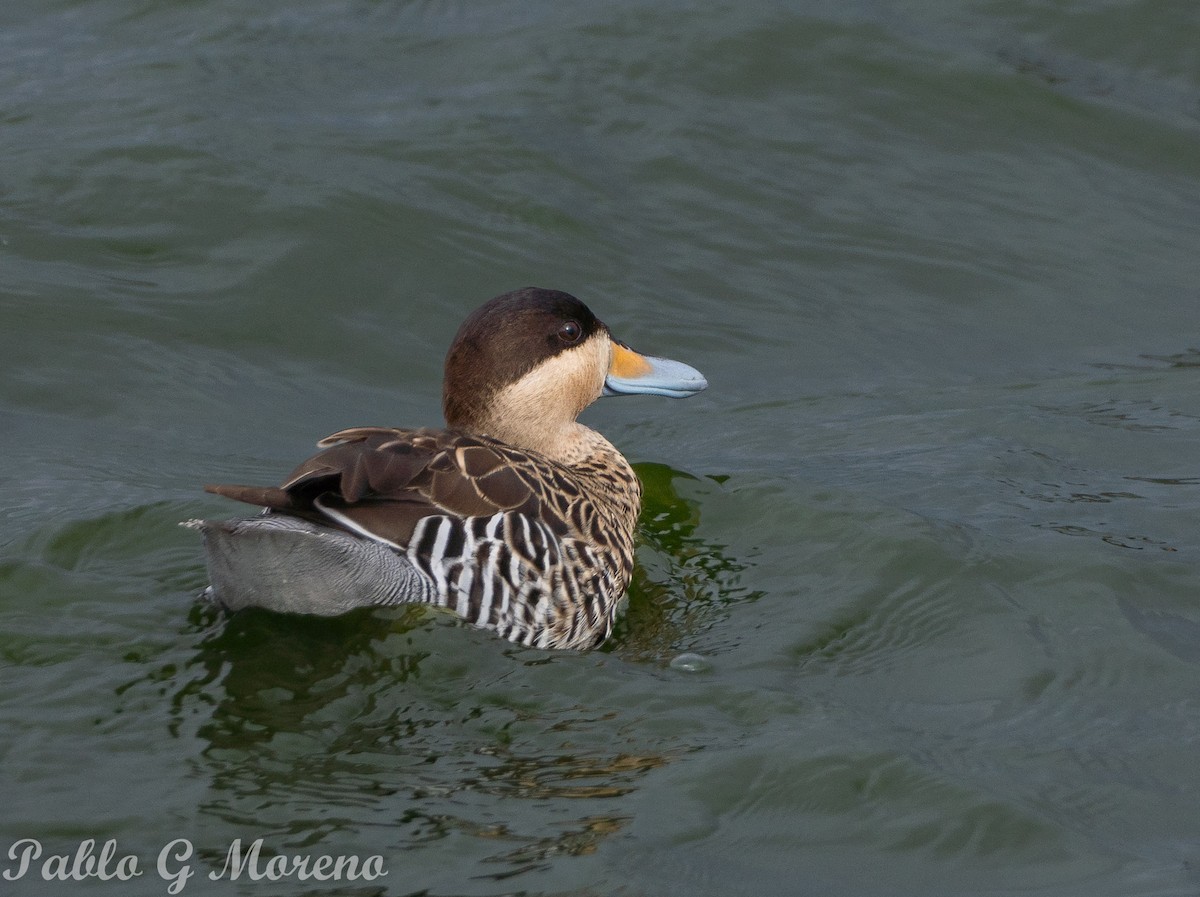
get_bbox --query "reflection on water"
[478,813,628,879]
[157,607,657,877]
[615,462,763,663]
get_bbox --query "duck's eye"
[558,320,582,343]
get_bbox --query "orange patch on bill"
[609,342,653,379]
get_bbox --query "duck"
[189,287,707,650]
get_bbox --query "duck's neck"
[478,416,613,468]
[569,425,642,518]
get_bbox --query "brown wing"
[205,427,562,547]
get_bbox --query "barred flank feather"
[405,512,621,650]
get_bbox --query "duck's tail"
[182,515,434,616]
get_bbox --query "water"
[3,0,1200,894]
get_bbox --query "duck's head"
[443,287,707,458]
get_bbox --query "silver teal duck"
[189,287,707,650]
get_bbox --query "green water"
[3,1,1200,894]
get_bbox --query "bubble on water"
[669,652,712,673]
